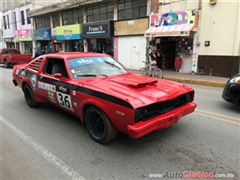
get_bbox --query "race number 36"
[56,92,74,111]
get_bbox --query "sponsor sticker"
[38,82,56,92]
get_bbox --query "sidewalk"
[129,69,229,87]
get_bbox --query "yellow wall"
[114,18,148,36]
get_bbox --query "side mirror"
[53,73,63,78]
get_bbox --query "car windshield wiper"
[76,73,97,77]
[98,74,108,77]
[104,61,121,70]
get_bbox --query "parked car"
[222,73,240,105]
[12,52,197,143]
[0,48,32,68]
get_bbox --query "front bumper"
[222,83,240,105]
[127,102,197,139]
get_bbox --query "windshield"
[68,56,128,79]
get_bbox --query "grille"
[139,93,192,121]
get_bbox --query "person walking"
[41,47,45,55]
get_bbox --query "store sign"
[82,21,114,38]
[14,29,33,41]
[34,29,51,40]
[4,37,14,42]
[56,24,82,40]
[149,10,196,28]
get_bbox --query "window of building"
[35,16,50,29]
[118,0,147,20]
[21,10,25,25]
[14,12,17,29]
[3,16,7,29]
[26,9,31,24]
[52,13,60,28]
[86,3,114,22]
[7,15,10,29]
[62,9,83,26]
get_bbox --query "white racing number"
[56,92,74,111]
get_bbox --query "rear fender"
[21,81,45,103]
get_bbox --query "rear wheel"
[139,68,148,76]
[85,106,118,144]
[24,84,41,108]
[4,60,10,68]
[152,69,163,78]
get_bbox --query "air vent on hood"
[112,78,158,88]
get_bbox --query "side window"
[44,58,68,78]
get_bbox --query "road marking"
[196,109,240,121]
[1,117,85,180]
[194,112,240,126]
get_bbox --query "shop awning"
[144,24,194,37]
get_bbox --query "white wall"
[199,1,240,56]
[159,0,199,13]
[2,10,15,38]
[18,4,33,30]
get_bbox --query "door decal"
[56,92,74,111]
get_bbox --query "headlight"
[134,109,142,122]
[185,93,191,102]
[229,77,240,84]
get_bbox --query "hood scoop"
[112,78,158,88]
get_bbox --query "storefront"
[114,18,148,69]
[34,28,52,55]
[4,37,15,48]
[56,24,83,52]
[82,20,114,56]
[14,29,33,54]
[144,10,199,73]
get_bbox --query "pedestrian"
[174,55,182,72]
[34,52,39,59]
[41,47,45,55]
[45,46,49,54]
[156,46,163,69]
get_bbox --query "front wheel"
[24,84,41,108]
[152,69,163,78]
[139,68,148,76]
[85,106,118,144]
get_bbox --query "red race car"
[12,52,197,144]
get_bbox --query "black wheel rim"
[90,111,105,137]
[24,88,32,104]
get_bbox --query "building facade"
[152,0,240,77]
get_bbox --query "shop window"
[86,3,114,22]
[21,10,25,25]
[52,13,60,28]
[35,16,50,29]
[3,16,7,29]
[26,9,31,24]
[7,15,10,29]
[62,9,83,25]
[118,0,147,20]
[14,12,17,29]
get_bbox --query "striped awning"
[144,24,194,37]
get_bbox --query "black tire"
[24,84,41,108]
[4,60,10,68]
[139,68,147,76]
[85,106,118,144]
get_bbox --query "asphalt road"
[1,66,239,180]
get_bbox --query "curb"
[163,77,225,88]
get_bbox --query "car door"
[38,57,75,113]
